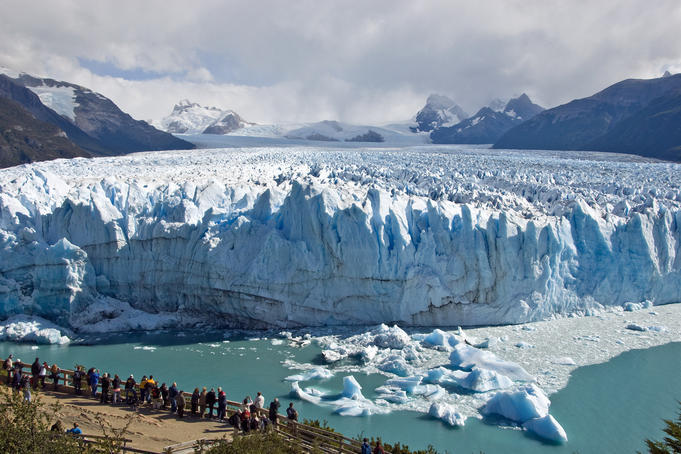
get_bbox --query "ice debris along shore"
[1,145,680,331]
[282,303,681,443]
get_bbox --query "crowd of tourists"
[3,354,300,435]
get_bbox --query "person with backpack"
[151,383,162,409]
[286,402,298,421]
[361,438,372,454]
[125,375,136,404]
[100,373,111,403]
[3,354,12,385]
[146,375,156,404]
[72,366,83,395]
[206,388,216,418]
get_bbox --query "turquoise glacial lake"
[1,333,679,454]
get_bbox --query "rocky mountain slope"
[0,71,193,165]
[494,74,681,160]
[0,96,89,167]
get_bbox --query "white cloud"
[1,0,680,124]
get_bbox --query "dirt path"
[37,390,233,452]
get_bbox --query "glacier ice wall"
[0,147,680,330]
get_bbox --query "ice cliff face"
[0,146,680,331]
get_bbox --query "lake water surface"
[1,334,679,454]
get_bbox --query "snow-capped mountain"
[412,94,469,132]
[0,69,193,163]
[158,100,251,135]
[431,94,544,144]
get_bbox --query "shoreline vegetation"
[1,357,441,454]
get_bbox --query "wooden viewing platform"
[6,361,388,454]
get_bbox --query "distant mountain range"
[412,94,469,132]
[430,94,544,144]
[0,70,193,168]
[494,73,681,161]
[157,99,252,134]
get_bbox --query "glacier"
[0,145,680,332]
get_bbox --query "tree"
[644,404,681,454]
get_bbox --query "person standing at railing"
[160,382,169,408]
[373,440,385,454]
[112,374,121,404]
[255,391,265,410]
[151,382,162,409]
[89,369,100,398]
[146,375,156,404]
[198,387,207,418]
[286,402,298,421]
[206,387,216,418]
[217,387,227,421]
[169,382,179,413]
[38,362,48,389]
[31,358,40,389]
[176,390,186,418]
[73,366,83,395]
[268,398,280,426]
[361,438,372,454]
[139,376,148,404]
[125,375,136,403]
[100,373,111,403]
[3,354,12,385]
[22,375,31,402]
[50,364,60,391]
[191,388,200,416]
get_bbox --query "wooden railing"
[6,363,386,454]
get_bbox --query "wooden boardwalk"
[7,361,383,454]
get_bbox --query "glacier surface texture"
[0,145,680,331]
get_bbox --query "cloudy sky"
[2,0,680,124]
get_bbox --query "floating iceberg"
[523,415,568,443]
[450,344,535,381]
[429,402,466,427]
[285,367,334,382]
[481,384,550,423]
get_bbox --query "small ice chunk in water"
[450,344,534,381]
[429,402,466,427]
[373,324,411,349]
[342,376,364,399]
[385,375,424,394]
[322,349,347,362]
[647,325,667,332]
[482,384,550,423]
[375,385,409,404]
[422,329,461,350]
[284,367,334,382]
[523,415,568,443]
[378,355,411,376]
